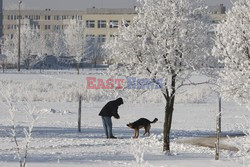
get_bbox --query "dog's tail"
[151,118,158,124]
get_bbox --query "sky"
[3,0,234,10]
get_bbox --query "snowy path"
[0,101,248,166]
[176,133,245,152]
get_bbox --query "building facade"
[2,4,226,41]
[3,8,136,42]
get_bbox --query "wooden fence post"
[78,95,82,132]
[218,96,222,133]
[215,110,220,160]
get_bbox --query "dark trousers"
[101,116,113,138]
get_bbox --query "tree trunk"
[163,95,175,152]
[162,74,176,153]
[2,62,4,73]
[77,63,80,75]
[94,59,97,68]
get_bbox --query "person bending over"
[99,97,123,139]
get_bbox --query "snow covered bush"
[213,0,250,110]
[129,135,160,167]
[226,116,250,166]
[104,0,212,152]
[0,89,47,167]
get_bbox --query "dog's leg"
[143,126,147,136]
[133,129,136,138]
[147,125,151,136]
[136,129,139,138]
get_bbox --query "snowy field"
[0,69,249,167]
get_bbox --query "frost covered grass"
[0,69,215,104]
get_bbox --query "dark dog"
[127,118,158,138]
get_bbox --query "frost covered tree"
[88,41,105,68]
[1,36,17,66]
[38,31,54,57]
[0,54,7,73]
[52,30,67,59]
[37,31,67,70]
[104,0,211,152]
[1,24,40,70]
[11,24,40,69]
[64,19,88,74]
[36,31,55,71]
[213,0,250,110]
[22,26,40,69]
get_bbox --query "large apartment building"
[2,7,136,42]
[0,1,226,42]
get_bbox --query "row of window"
[46,15,83,20]
[6,20,130,31]
[7,15,84,21]
[7,24,41,30]
[7,33,110,43]
[87,20,130,28]
[7,15,41,20]
[7,15,124,22]
[45,25,69,30]
[86,34,119,42]
[7,15,130,27]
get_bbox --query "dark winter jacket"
[99,98,123,119]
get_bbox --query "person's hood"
[115,97,123,106]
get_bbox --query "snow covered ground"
[0,69,249,167]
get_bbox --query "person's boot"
[109,136,117,139]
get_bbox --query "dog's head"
[127,123,133,128]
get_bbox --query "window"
[109,20,118,28]
[62,16,67,20]
[54,25,60,30]
[110,34,118,38]
[86,20,95,28]
[86,34,95,42]
[54,15,61,20]
[45,15,51,20]
[35,15,40,20]
[122,20,131,27]
[77,16,83,20]
[7,25,17,30]
[45,25,51,30]
[98,20,106,28]
[97,35,106,42]
[33,25,40,29]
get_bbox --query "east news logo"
[86,77,163,90]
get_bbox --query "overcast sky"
[3,0,234,10]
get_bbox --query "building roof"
[3,8,136,15]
